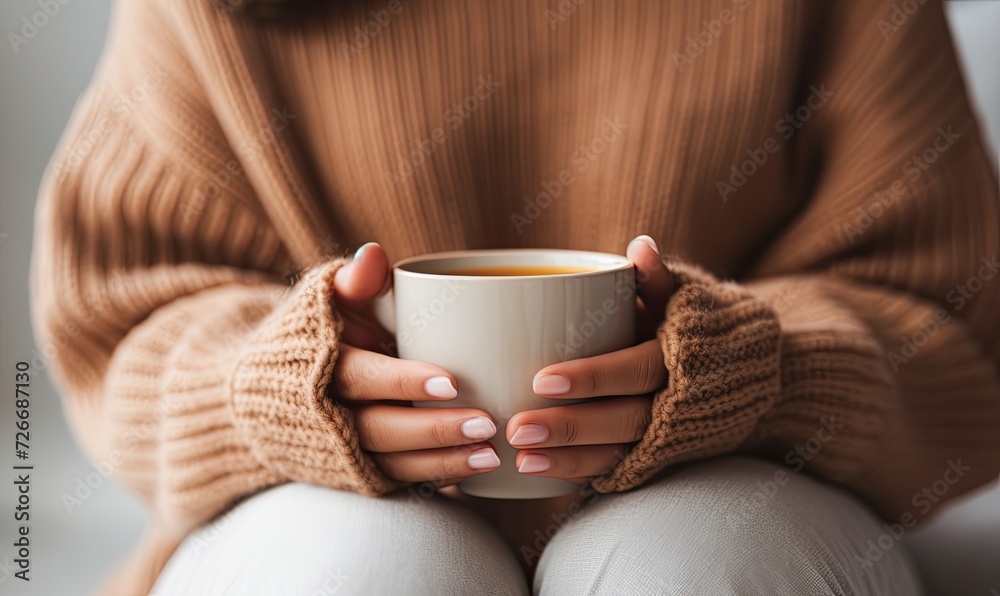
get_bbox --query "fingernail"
[509,423,548,446]
[424,376,457,399]
[518,454,551,474]
[461,417,496,440]
[533,373,571,395]
[354,242,377,261]
[467,448,501,470]
[634,235,658,254]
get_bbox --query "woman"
[31,0,999,593]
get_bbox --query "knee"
[156,484,527,596]
[536,457,920,595]
[255,484,525,594]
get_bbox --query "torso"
[251,0,813,276]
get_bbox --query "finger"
[340,309,396,353]
[373,443,501,483]
[354,405,497,452]
[506,397,651,448]
[532,339,666,399]
[333,344,458,402]
[333,242,391,311]
[627,235,674,318]
[514,444,630,480]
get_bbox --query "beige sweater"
[30,0,1000,592]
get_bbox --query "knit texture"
[29,0,1000,593]
[230,261,401,497]
[590,259,784,492]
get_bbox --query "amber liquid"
[443,265,597,276]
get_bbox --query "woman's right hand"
[330,243,501,487]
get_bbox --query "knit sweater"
[30,0,1000,593]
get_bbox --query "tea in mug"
[443,266,597,276]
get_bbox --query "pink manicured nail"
[518,454,551,474]
[509,424,549,446]
[461,417,496,440]
[353,242,377,261]
[634,235,658,254]
[424,376,457,399]
[467,448,501,470]
[533,373,571,395]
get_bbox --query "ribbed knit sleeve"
[29,0,398,549]
[592,0,1000,522]
[588,260,783,492]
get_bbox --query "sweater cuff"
[231,259,402,496]
[590,257,783,493]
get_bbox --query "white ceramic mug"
[373,249,636,499]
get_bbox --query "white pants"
[152,457,922,595]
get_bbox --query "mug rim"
[393,249,633,280]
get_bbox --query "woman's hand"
[505,236,674,483]
[331,243,501,487]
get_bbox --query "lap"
[152,457,922,595]
[535,456,923,595]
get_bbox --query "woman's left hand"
[505,235,675,483]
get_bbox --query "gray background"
[0,1,998,595]
[1,3,146,596]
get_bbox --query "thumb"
[333,242,391,311]
[626,235,674,339]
